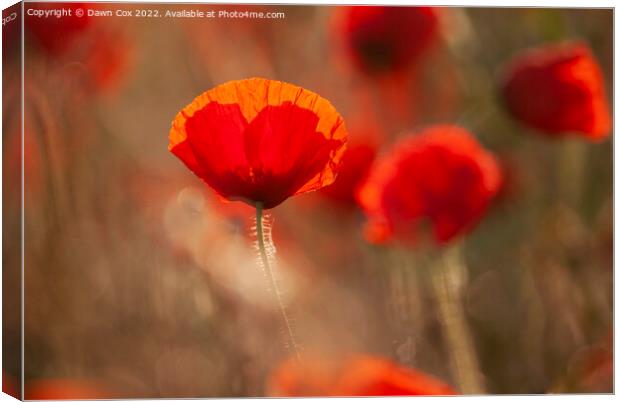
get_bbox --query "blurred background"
[2,2,613,397]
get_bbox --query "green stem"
[558,139,585,210]
[431,244,485,394]
[255,203,301,361]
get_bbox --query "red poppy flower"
[25,4,131,94]
[338,6,439,75]
[572,332,613,392]
[83,30,133,93]
[320,137,378,206]
[357,125,501,245]
[2,4,21,60]
[500,42,611,141]
[24,379,111,400]
[25,3,92,55]
[169,78,348,209]
[267,354,456,396]
[2,371,19,399]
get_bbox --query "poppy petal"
[338,6,440,75]
[357,125,501,244]
[268,354,456,396]
[243,102,346,207]
[169,78,347,208]
[501,42,611,140]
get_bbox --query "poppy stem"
[431,244,485,394]
[255,203,301,361]
[558,139,585,210]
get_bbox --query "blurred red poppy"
[2,371,19,399]
[338,6,439,75]
[2,4,21,60]
[577,347,613,392]
[357,125,501,245]
[573,332,613,392]
[25,3,92,55]
[320,137,378,206]
[501,41,611,141]
[24,379,111,400]
[169,78,348,209]
[267,354,456,396]
[83,30,133,93]
[25,4,131,94]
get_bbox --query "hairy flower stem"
[431,244,484,394]
[255,203,301,361]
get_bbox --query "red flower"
[500,42,611,141]
[338,6,439,75]
[572,332,613,393]
[267,354,456,396]
[83,30,133,93]
[169,78,348,209]
[2,4,21,60]
[26,3,92,55]
[2,371,19,399]
[357,125,501,245]
[24,379,111,400]
[320,137,378,206]
[25,4,131,94]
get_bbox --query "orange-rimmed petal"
[170,77,347,150]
